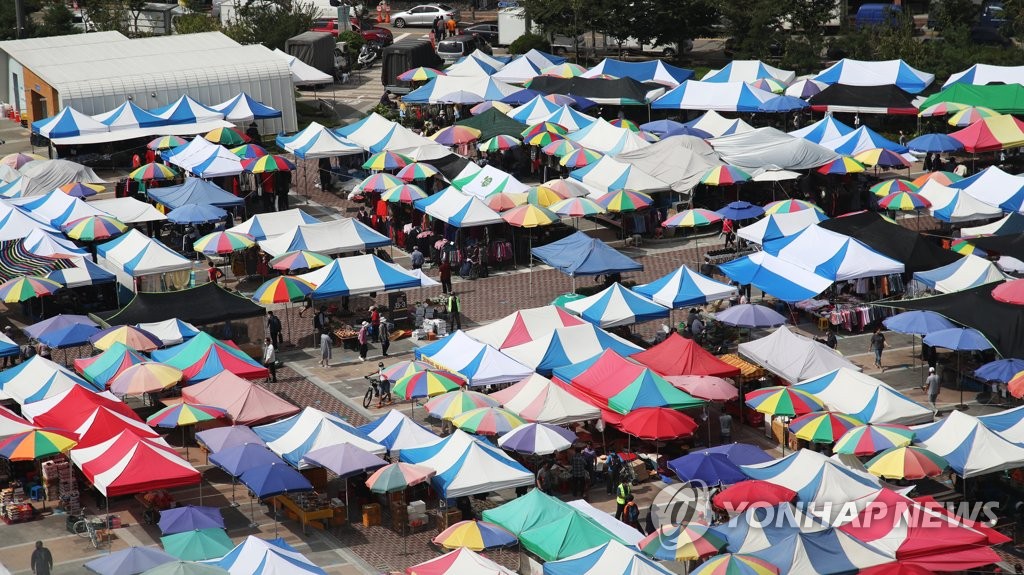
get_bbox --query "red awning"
[632,333,741,378]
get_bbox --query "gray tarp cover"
[614,135,723,195]
[19,159,105,197]
[709,127,840,171]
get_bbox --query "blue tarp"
[148,178,244,209]
[239,462,313,498]
[209,443,286,477]
[531,231,642,277]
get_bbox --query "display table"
[718,354,766,381]
[272,494,335,533]
[0,484,34,524]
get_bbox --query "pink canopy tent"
[181,371,300,426]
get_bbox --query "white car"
[390,4,460,28]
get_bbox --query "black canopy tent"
[807,84,919,115]
[819,212,961,273]
[526,76,665,106]
[965,234,1024,261]
[98,282,265,326]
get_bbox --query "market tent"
[0,201,57,239]
[452,164,530,197]
[399,429,533,497]
[298,254,421,299]
[23,228,85,256]
[519,510,629,561]
[614,135,723,194]
[793,368,932,425]
[708,127,839,171]
[464,305,585,349]
[719,251,833,302]
[148,178,244,210]
[527,76,666,105]
[716,503,822,552]
[257,218,390,257]
[737,210,826,245]
[977,405,1024,443]
[582,58,694,86]
[919,83,1024,114]
[818,211,961,273]
[415,330,533,387]
[821,125,908,156]
[356,409,439,453]
[563,282,670,328]
[703,60,796,84]
[172,143,243,178]
[943,64,1024,88]
[73,342,147,387]
[405,548,514,575]
[914,254,1006,295]
[90,197,168,224]
[543,540,669,575]
[71,406,159,448]
[807,84,918,115]
[404,76,520,104]
[482,484,575,534]
[456,108,528,141]
[950,114,1024,153]
[31,106,109,139]
[969,234,1024,260]
[275,122,362,159]
[69,431,200,496]
[413,187,504,228]
[962,212,1024,237]
[633,265,738,308]
[492,56,542,84]
[254,407,385,467]
[182,371,300,426]
[532,231,643,277]
[502,324,643,375]
[47,256,116,289]
[101,282,265,326]
[917,180,1003,223]
[21,383,133,426]
[490,373,602,425]
[949,165,1024,211]
[0,238,74,279]
[13,190,104,227]
[335,114,435,153]
[683,111,755,137]
[519,48,565,68]
[228,209,319,241]
[149,95,223,124]
[540,105,597,132]
[552,349,705,414]
[749,529,892,575]
[790,116,855,144]
[566,118,650,154]
[570,156,669,194]
[741,449,881,506]
[631,332,742,378]
[739,326,861,383]
[813,59,934,93]
[763,225,905,281]
[913,409,1024,477]
[18,159,105,197]
[210,92,283,122]
[149,332,268,382]
[566,500,646,545]
[508,95,561,125]
[652,80,777,112]
[208,535,326,575]
[0,355,97,404]
[0,331,17,361]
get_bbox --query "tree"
[77,0,129,33]
[222,0,319,50]
[37,2,79,36]
[0,0,39,39]
[509,33,550,55]
[173,12,220,34]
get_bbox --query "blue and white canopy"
[357,409,439,453]
[508,95,561,125]
[257,218,389,257]
[414,187,503,228]
[652,80,777,112]
[582,58,694,86]
[917,180,1002,223]
[821,125,908,155]
[229,208,319,241]
[207,536,325,575]
[793,367,933,425]
[682,110,755,137]
[137,318,200,346]
[32,106,108,139]
[737,210,826,245]
[13,190,104,227]
[492,57,542,84]
[211,93,283,122]
[950,165,1024,212]
[563,282,669,328]
[404,75,519,104]
[96,229,191,278]
[520,48,565,69]
[764,225,904,281]
[416,330,533,386]
[339,117,435,153]
[92,101,167,131]
[0,177,24,199]
[540,105,597,132]
[0,356,97,405]
[913,409,1024,478]
[943,63,1024,88]
[814,59,935,94]
[789,116,854,144]
[148,95,224,124]
[566,118,650,155]
[299,254,421,299]
[633,265,737,308]
[912,254,1006,294]
[502,324,642,375]
[719,251,833,302]
[543,541,671,575]
[148,178,244,209]
[275,121,362,159]
[254,407,385,467]
[162,137,242,178]
[23,228,86,257]
[741,448,881,505]
[400,429,533,498]
[47,256,116,289]
[702,60,796,84]
[749,529,893,575]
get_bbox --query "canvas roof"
[614,135,723,194]
[298,254,422,298]
[22,384,133,426]
[920,82,1024,114]
[563,282,670,328]
[683,110,754,137]
[0,355,97,405]
[566,118,650,155]
[582,58,694,86]
[917,180,1003,223]
[531,231,643,276]
[739,326,861,383]
[912,254,1006,294]
[356,409,439,453]
[632,333,741,378]
[464,305,585,349]
[764,224,905,280]
[254,407,385,467]
[913,409,1024,477]
[737,210,826,245]
[570,156,669,194]
[182,371,300,426]
[741,449,881,507]
[413,187,503,228]
[414,330,533,387]
[489,373,602,425]
[817,211,961,273]
[69,431,199,496]
[703,60,796,84]
[101,282,264,326]
[147,177,244,209]
[89,197,167,224]
[652,80,777,112]
[228,208,319,241]
[456,108,528,141]
[400,429,533,497]
[502,323,642,375]
[813,59,934,93]
[709,127,839,171]
[793,368,933,425]
[257,218,390,257]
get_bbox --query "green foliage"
[519,0,717,48]
[38,2,79,37]
[0,0,40,39]
[78,0,129,33]
[930,0,978,29]
[371,103,398,122]
[509,33,550,55]
[337,29,364,58]
[222,0,319,50]
[173,12,220,34]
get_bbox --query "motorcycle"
[357,41,380,68]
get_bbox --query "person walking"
[445,15,456,38]
[267,311,283,350]
[411,246,424,269]
[614,473,631,520]
[439,259,452,294]
[262,337,277,382]
[536,462,555,494]
[369,306,381,342]
[923,366,941,415]
[870,327,887,369]
[447,292,461,330]
[569,448,588,498]
[31,541,52,575]
[357,321,370,361]
[378,315,391,357]
[622,494,641,530]
[319,330,332,367]
[605,451,621,495]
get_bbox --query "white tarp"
[709,127,839,171]
[272,48,333,85]
[917,180,1003,223]
[567,118,649,154]
[569,156,670,195]
[417,330,533,387]
[614,135,722,194]
[764,225,905,281]
[18,160,105,197]
[89,197,168,224]
[793,368,933,425]
[257,218,389,257]
[913,409,1024,478]
[739,326,861,383]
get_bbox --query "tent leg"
[249,497,258,529]
[231,478,238,507]
[956,353,969,410]
[106,499,110,553]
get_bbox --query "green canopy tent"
[457,108,529,141]
[919,84,1024,115]
[519,510,628,561]
[481,488,573,535]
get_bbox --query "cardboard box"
[629,459,648,483]
[362,503,381,527]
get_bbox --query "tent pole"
[106,499,110,552]
[249,496,258,529]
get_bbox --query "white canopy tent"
[702,60,797,84]
[738,210,826,245]
[943,63,1024,88]
[413,187,503,228]
[257,218,389,257]
[399,429,534,498]
[709,127,839,171]
[416,330,533,387]
[271,48,333,85]
[489,373,602,425]
[452,164,530,197]
[739,326,861,383]
[253,407,385,468]
[764,225,904,281]
[502,324,642,374]
[95,229,192,292]
[911,254,1007,294]
[275,121,362,159]
[951,166,1024,211]
[685,111,755,138]
[90,197,168,224]
[228,208,319,241]
[918,180,1003,223]
[569,156,670,195]
[913,410,1024,478]
[566,118,649,155]
[813,59,935,93]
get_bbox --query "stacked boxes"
[407,500,427,528]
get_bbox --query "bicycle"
[72,515,106,549]
[363,366,393,409]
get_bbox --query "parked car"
[464,23,498,44]
[311,17,394,45]
[436,34,492,65]
[390,4,460,28]
[607,36,693,57]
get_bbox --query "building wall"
[21,67,59,123]
[5,58,25,114]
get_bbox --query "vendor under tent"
[415,330,533,387]
[257,218,389,257]
[254,407,385,467]
[452,163,530,196]
[817,211,960,273]
[336,113,436,153]
[793,368,932,425]
[719,251,833,302]
[182,371,300,426]
[632,333,741,378]
[298,254,421,299]
[911,254,1006,295]
[46,256,116,289]
[913,409,1024,478]
[502,323,642,375]
[807,84,919,115]
[100,282,265,326]
[275,122,362,159]
[399,429,533,498]
[739,326,861,384]
[464,305,585,349]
